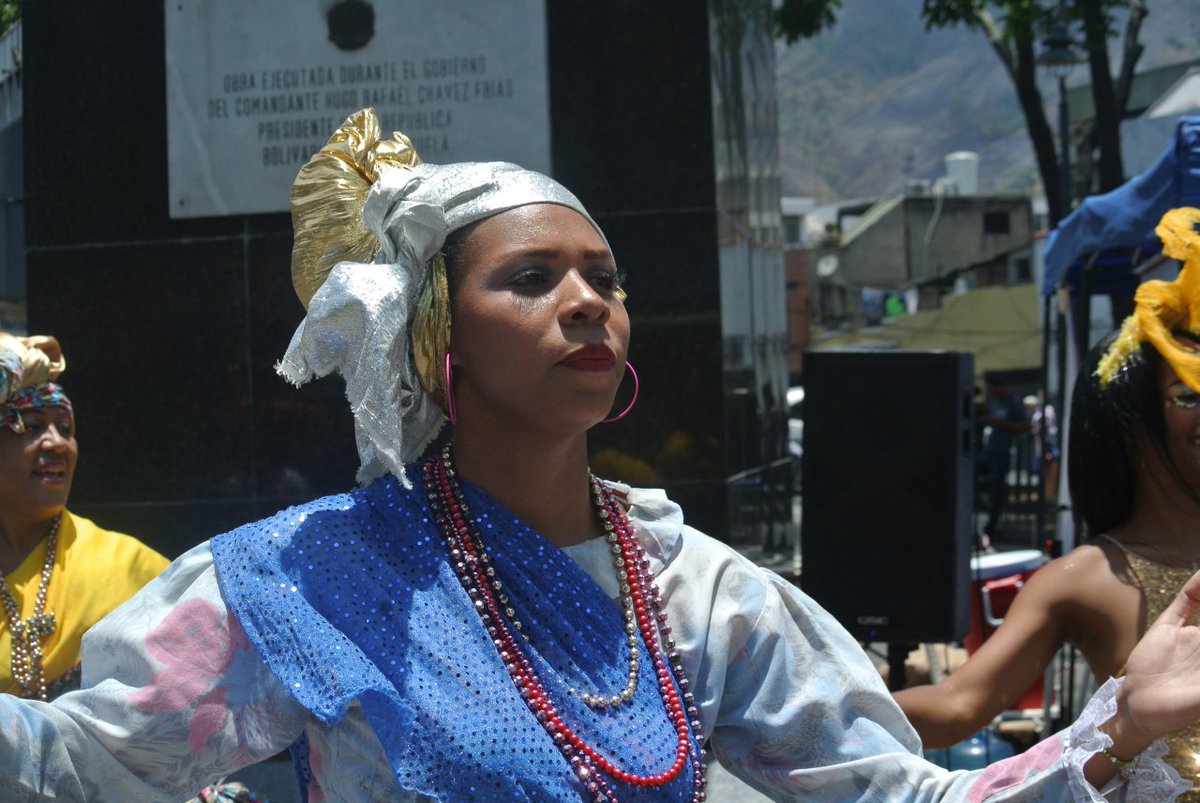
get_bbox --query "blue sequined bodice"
[211,471,699,801]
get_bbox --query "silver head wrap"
[276,109,605,487]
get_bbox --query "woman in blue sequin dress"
[2,110,1200,801]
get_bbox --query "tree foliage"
[775,0,1149,225]
[0,0,18,35]
[774,0,840,44]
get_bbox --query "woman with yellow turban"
[0,334,169,701]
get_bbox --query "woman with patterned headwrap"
[0,334,169,701]
[4,112,1200,801]
[897,208,1200,797]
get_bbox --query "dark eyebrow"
[1165,379,1200,394]
[515,247,614,262]
[19,408,69,420]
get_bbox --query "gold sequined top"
[1102,536,1200,796]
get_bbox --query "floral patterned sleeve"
[0,543,308,802]
[609,487,1188,803]
[692,568,1181,802]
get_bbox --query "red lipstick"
[559,344,616,371]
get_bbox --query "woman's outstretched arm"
[894,551,1091,748]
[0,543,308,801]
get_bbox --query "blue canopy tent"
[1038,116,1200,555]
[1039,114,1200,420]
[1043,115,1200,298]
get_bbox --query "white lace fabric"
[1065,677,1190,801]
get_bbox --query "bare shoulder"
[1020,542,1136,610]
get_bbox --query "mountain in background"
[775,0,1200,203]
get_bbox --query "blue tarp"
[1042,115,1200,295]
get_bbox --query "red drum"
[965,549,1047,714]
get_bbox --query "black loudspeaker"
[800,350,975,644]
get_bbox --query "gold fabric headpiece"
[1097,207,1200,392]
[290,108,422,309]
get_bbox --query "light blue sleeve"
[698,564,1077,801]
[0,543,308,801]
[619,487,1185,803]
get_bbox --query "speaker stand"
[887,642,914,691]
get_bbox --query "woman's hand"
[1109,568,1200,756]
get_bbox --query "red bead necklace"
[424,449,706,802]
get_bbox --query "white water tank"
[944,151,980,195]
